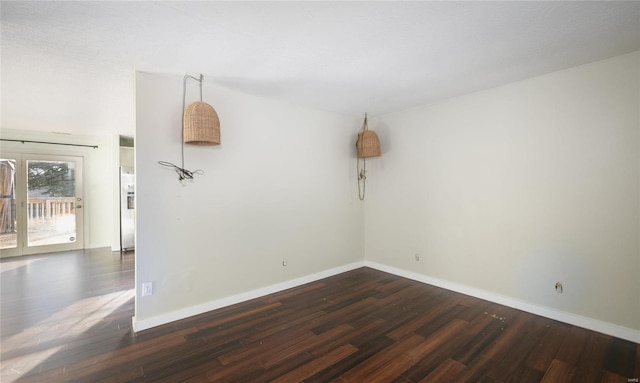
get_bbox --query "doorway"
[0,153,84,257]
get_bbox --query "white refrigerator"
[120,166,135,251]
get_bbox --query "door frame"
[0,151,86,257]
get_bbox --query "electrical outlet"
[282,259,287,267]
[414,253,420,261]
[142,282,153,296]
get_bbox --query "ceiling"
[2,1,639,136]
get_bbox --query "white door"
[0,153,84,257]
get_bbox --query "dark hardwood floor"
[1,249,638,382]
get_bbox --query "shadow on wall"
[373,122,392,156]
[512,245,592,313]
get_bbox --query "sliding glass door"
[0,154,84,257]
[0,158,17,252]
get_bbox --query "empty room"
[1,1,639,382]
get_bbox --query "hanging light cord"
[157,161,203,181]
[357,113,368,200]
[357,157,367,200]
[159,74,205,182]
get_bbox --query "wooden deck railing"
[27,197,75,221]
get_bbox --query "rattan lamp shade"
[356,130,381,158]
[184,101,220,145]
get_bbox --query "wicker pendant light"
[356,113,380,158]
[158,73,219,182]
[184,101,220,145]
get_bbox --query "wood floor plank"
[225,352,314,383]
[386,294,462,340]
[604,337,637,378]
[418,358,466,382]
[540,359,577,383]
[2,250,638,383]
[271,344,358,383]
[525,320,571,372]
[303,335,396,383]
[259,323,354,369]
[556,325,592,365]
[511,366,545,383]
[636,343,640,381]
[60,327,196,377]
[414,303,469,338]
[310,318,386,357]
[309,297,380,334]
[245,309,325,343]
[448,354,498,383]
[206,351,313,383]
[480,310,529,360]
[217,327,316,366]
[374,281,445,308]
[366,319,469,382]
[573,332,614,383]
[334,333,426,382]
[400,316,478,381]
[452,314,505,365]
[138,343,230,383]
[486,315,550,381]
[599,370,630,383]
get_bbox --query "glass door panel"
[0,153,83,257]
[0,158,17,250]
[26,160,78,247]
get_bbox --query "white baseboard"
[132,259,639,343]
[364,261,640,343]
[132,261,366,333]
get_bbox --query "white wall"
[365,52,640,332]
[135,72,364,325]
[0,129,117,250]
